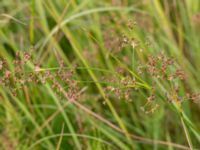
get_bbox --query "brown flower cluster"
[186,92,200,103]
[144,52,199,105]
[102,20,142,54]
[0,49,80,101]
[136,50,187,82]
[140,85,160,114]
[104,75,137,103]
[146,52,175,79]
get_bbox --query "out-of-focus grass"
[0,0,200,150]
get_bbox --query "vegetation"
[0,0,200,149]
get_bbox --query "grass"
[0,0,200,150]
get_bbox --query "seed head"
[175,69,186,80]
[24,52,31,62]
[5,70,11,79]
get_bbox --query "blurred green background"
[0,0,200,149]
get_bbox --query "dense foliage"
[0,0,200,149]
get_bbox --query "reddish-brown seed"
[5,70,11,79]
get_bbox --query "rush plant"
[0,0,200,150]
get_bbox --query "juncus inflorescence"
[0,26,199,116]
